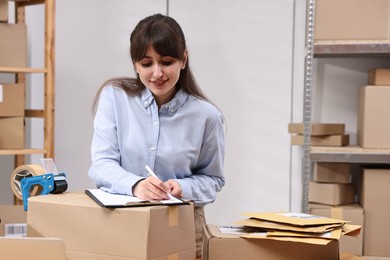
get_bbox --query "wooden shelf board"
[0,67,47,73]
[310,146,390,163]
[0,148,46,155]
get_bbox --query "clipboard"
[85,189,189,208]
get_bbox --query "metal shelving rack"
[302,0,390,212]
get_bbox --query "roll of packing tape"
[10,164,46,200]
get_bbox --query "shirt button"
[154,121,158,126]
[170,109,174,113]
[144,101,148,105]
[150,146,155,151]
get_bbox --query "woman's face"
[135,46,187,107]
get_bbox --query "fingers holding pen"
[133,176,170,200]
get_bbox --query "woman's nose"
[152,64,163,78]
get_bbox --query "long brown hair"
[93,14,210,114]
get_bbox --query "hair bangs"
[131,23,184,63]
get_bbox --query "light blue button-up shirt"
[88,85,225,207]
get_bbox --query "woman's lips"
[151,79,168,87]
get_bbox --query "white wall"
[1,0,308,224]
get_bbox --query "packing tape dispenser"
[10,158,67,211]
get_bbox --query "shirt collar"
[141,88,189,116]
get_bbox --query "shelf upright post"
[14,2,27,171]
[302,0,316,213]
[44,0,55,159]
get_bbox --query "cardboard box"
[309,181,355,206]
[309,204,364,256]
[361,168,390,256]
[291,134,349,146]
[0,0,8,22]
[27,192,196,260]
[369,68,390,85]
[0,237,67,260]
[0,205,27,236]
[288,123,345,136]
[0,84,25,117]
[0,117,24,149]
[0,206,68,260]
[0,23,27,67]
[313,162,351,184]
[315,0,390,40]
[202,224,339,260]
[358,86,390,149]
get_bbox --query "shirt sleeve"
[176,110,226,207]
[88,86,144,195]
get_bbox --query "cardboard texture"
[0,205,64,259]
[291,134,349,147]
[0,23,27,67]
[368,68,390,85]
[309,204,364,256]
[241,211,347,227]
[27,192,196,260]
[0,205,27,236]
[313,162,351,184]
[0,237,67,260]
[0,84,25,117]
[358,86,390,148]
[309,182,355,206]
[340,253,366,260]
[315,0,390,40]
[0,117,24,148]
[0,0,7,22]
[361,168,390,256]
[202,224,340,260]
[288,123,345,136]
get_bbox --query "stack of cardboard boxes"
[0,0,27,149]
[289,123,349,147]
[358,68,390,257]
[308,162,364,256]
[0,205,67,259]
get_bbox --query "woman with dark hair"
[88,14,225,256]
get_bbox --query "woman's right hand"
[132,176,171,200]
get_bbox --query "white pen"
[145,165,175,200]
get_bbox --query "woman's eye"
[140,62,152,67]
[161,61,173,66]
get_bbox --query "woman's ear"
[182,50,188,70]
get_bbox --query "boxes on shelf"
[368,68,390,85]
[27,192,196,260]
[309,203,364,256]
[0,23,27,67]
[291,134,349,147]
[309,181,355,206]
[0,205,66,260]
[0,0,8,22]
[315,0,390,40]
[288,123,345,136]
[361,168,390,256]
[358,85,390,149]
[313,162,351,184]
[0,117,24,149]
[202,224,339,260]
[0,84,25,117]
